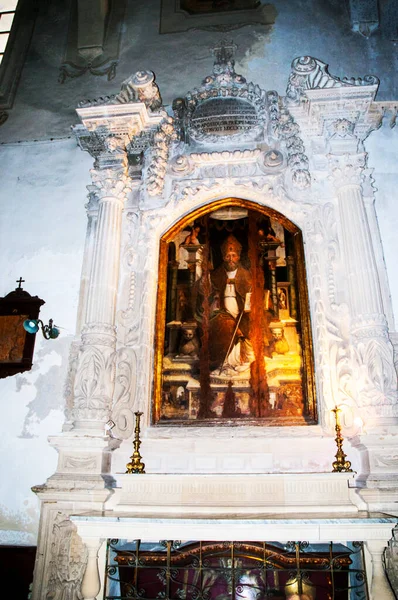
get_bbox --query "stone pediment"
[72,45,385,198]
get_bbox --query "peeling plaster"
[16,337,71,438]
[0,500,38,537]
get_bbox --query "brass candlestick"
[126,411,146,474]
[332,406,352,473]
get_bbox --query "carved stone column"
[329,153,397,424]
[76,190,100,335]
[330,154,382,315]
[72,163,131,432]
[330,152,398,511]
[32,82,166,600]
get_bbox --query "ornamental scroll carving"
[305,203,353,424]
[351,315,398,411]
[286,56,379,105]
[111,348,137,439]
[271,95,311,190]
[146,116,177,196]
[114,211,162,435]
[63,340,80,429]
[72,329,117,425]
[115,70,162,112]
[46,512,87,600]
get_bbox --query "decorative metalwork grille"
[189,98,260,142]
[105,539,369,600]
[191,98,258,137]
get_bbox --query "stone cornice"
[286,56,379,105]
[76,102,164,135]
[89,168,132,202]
[285,57,380,142]
[288,86,380,142]
[74,102,165,160]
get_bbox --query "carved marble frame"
[152,196,317,426]
[29,55,398,600]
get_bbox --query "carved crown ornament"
[178,39,268,145]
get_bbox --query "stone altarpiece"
[31,43,398,600]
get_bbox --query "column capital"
[89,166,132,204]
[328,152,367,189]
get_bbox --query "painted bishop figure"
[206,234,253,372]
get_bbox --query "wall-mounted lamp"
[23,318,60,340]
[0,278,59,379]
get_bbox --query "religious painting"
[180,0,260,14]
[153,201,316,426]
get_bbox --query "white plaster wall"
[0,138,91,545]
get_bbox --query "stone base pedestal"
[112,472,358,515]
[30,432,119,600]
[350,429,398,513]
[46,432,120,488]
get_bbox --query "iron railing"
[104,539,369,600]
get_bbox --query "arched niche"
[153,198,316,426]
